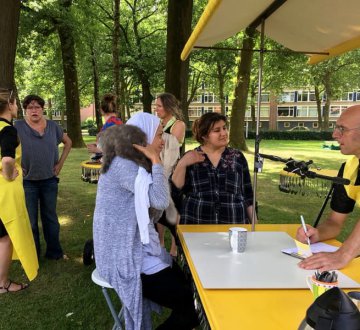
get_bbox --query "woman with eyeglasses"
[0,89,38,294]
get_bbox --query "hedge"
[246,131,333,140]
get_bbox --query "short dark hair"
[192,112,227,144]
[22,95,45,109]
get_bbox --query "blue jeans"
[24,177,63,259]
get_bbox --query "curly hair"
[192,112,227,144]
[101,124,152,173]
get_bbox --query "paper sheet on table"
[282,242,338,256]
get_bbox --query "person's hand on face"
[133,143,161,164]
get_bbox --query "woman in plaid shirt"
[171,112,257,224]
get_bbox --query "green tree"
[165,0,193,122]
[229,27,256,151]
[18,0,84,147]
[120,0,167,113]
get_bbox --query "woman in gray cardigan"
[93,113,198,330]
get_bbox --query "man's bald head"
[340,105,360,125]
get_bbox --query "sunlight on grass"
[59,215,74,226]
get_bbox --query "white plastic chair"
[91,268,124,330]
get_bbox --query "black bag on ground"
[83,239,94,266]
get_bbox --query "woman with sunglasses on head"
[0,89,38,294]
[154,93,185,257]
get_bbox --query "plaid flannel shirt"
[171,147,254,224]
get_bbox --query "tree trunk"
[14,82,23,119]
[229,27,256,151]
[113,0,123,119]
[47,98,53,119]
[0,0,20,88]
[140,71,152,113]
[217,62,226,116]
[314,85,323,131]
[165,0,193,128]
[57,0,84,147]
[90,45,102,131]
[119,74,127,120]
[323,72,332,131]
[250,82,257,130]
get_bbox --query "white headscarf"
[126,112,161,244]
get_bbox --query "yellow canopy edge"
[309,35,360,65]
[181,0,222,61]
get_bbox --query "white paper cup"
[229,227,247,253]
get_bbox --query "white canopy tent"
[181,0,360,64]
[181,0,360,230]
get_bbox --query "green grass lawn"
[1,138,358,329]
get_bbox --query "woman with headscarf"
[93,112,198,330]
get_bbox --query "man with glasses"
[15,95,72,260]
[296,104,360,271]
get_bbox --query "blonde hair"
[157,92,183,120]
[0,88,14,115]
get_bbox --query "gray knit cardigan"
[93,157,169,329]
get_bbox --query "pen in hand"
[300,215,311,247]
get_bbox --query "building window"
[260,93,270,102]
[309,106,318,117]
[297,91,316,102]
[284,122,290,128]
[203,93,215,103]
[340,92,353,101]
[279,92,295,103]
[356,91,360,101]
[298,122,305,127]
[330,106,341,117]
[329,122,334,128]
[278,106,295,117]
[296,106,307,117]
[260,106,270,117]
[313,122,319,128]
[188,106,203,117]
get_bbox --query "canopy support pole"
[251,19,265,232]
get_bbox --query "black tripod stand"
[259,153,350,227]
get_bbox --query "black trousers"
[141,262,199,330]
